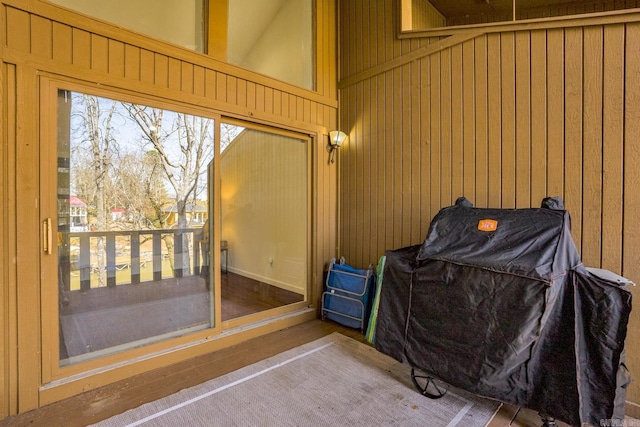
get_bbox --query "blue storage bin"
[321,257,375,331]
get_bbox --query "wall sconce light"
[328,130,347,164]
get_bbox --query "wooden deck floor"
[61,271,304,319]
[1,318,583,427]
[59,272,304,360]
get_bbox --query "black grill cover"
[375,197,632,427]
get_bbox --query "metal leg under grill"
[410,368,449,399]
[539,412,557,427]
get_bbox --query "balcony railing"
[60,228,206,292]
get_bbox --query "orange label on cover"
[478,219,498,232]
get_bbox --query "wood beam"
[338,32,483,89]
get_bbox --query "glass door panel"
[56,90,215,365]
[219,123,308,322]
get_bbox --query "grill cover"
[375,197,632,427]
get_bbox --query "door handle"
[43,218,52,255]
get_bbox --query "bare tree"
[110,150,168,230]
[71,94,117,287]
[122,103,213,276]
[174,113,213,226]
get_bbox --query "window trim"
[207,0,228,60]
[399,0,640,38]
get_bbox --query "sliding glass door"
[54,89,215,366]
[41,80,311,379]
[219,122,309,324]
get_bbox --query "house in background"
[1,0,639,422]
[68,195,88,232]
[109,207,126,223]
[161,202,209,228]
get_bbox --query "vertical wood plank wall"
[0,0,337,416]
[338,0,640,406]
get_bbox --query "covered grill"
[374,197,632,427]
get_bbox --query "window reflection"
[227,0,313,89]
[49,0,205,52]
[219,124,307,321]
[403,0,640,31]
[57,90,214,365]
